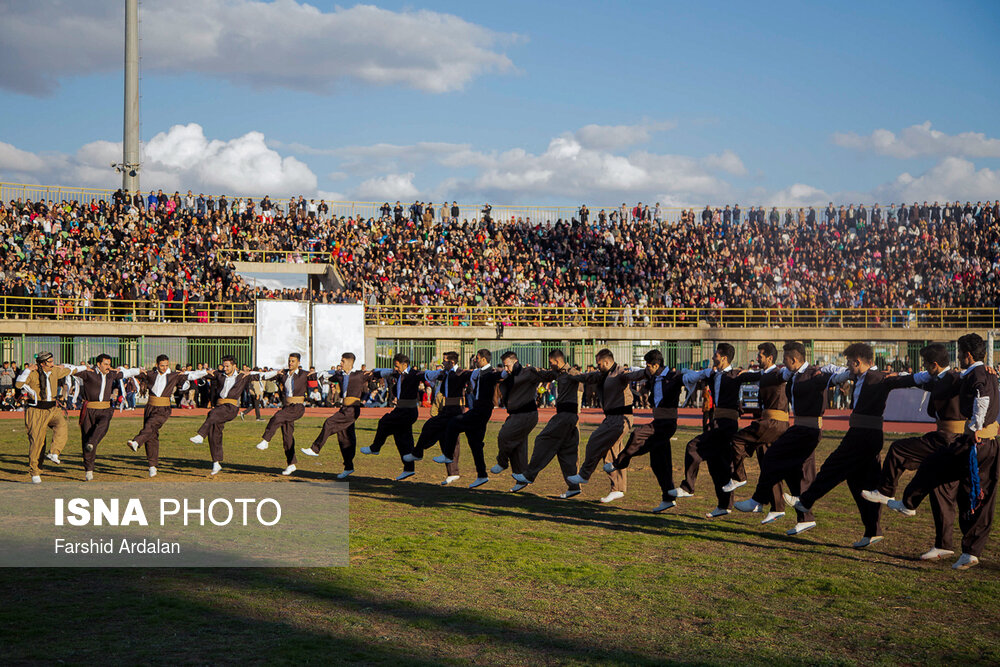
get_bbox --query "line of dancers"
[16,335,998,570]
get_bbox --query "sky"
[0,0,998,207]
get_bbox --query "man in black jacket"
[788,343,915,547]
[889,334,1000,571]
[435,349,502,489]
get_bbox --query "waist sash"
[794,415,822,429]
[761,409,789,422]
[849,413,884,430]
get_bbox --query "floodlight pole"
[119,0,141,193]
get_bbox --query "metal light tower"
[116,0,141,192]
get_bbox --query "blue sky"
[1,0,998,206]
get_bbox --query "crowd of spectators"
[3,190,999,323]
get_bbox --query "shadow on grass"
[345,476,933,571]
[0,567,677,666]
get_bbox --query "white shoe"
[256,440,269,450]
[127,440,140,452]
[952,553,980,570]
[706,507,731,518]
[887,499,916,516]
[603,462,616,474]
[786,521,817,535]
[211,462,222,475]
[432,455,453,464]
[402,453,422,462]
[600,491,625,503]
[440,475,460,485]
[566,474,587,485]
[511,473,530,484]
[30,475,41,484]
[852,535,884,549]
[360,446,379,455]
[721,478,747,493]
[559,489,582,499]
[46,453,61,464]
[920,547,955,561]
[301,447,319,457]
[395,471,415,481]
[468,477,489,489]
[861,489,894,505]
[282,464,296,476]
[190,434,204,444]
[149,467,157,478]
[490,464,507,475]
[761,511,785,524]
[510,483,529,492]
[336,469,354,479]
[734,499,763,513]
[782,492,800,507]
[84,471,94,481]
[668,488,693,498]
[651,500,676,513]
[793,500,811,515]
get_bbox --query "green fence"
[0,335,253,367]
[375,339,717,370]
[375,338,999,372]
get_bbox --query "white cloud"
[573,120,676,151]
[0,123,317,196]
[284,126,742,205]
[0,0,518,96]
[768,183,831,207]
[702,150,748,176]
[352,173,419,201]
[0,141,48,172]
[873,157,1000,203]
[833,121,1000,159]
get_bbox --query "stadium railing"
[364,304,999,329]
[219,249,334,263]
[0,296,254,324]
[0,296,995,328]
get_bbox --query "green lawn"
[0,413,997,665]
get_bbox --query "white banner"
[312,303,366,370]
[884,387,934,423]
[255,301,310,369]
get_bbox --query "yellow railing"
[363,304,1000,329]
[0,295,994,329]
[219,249,335,263]
[0,296,254,324]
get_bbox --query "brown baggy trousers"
[79,405,115,472]
[579,414,630,492]
[263,403,306,465]
[26,406,67,476]
[132,404,172,467]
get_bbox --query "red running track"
[0,405,934,433]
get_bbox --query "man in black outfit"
[434,349,502,489]
[889,333,1000,571]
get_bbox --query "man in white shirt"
[15,352,73,483]
[189,356,271,475]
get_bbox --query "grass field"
[0,413,998,665]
